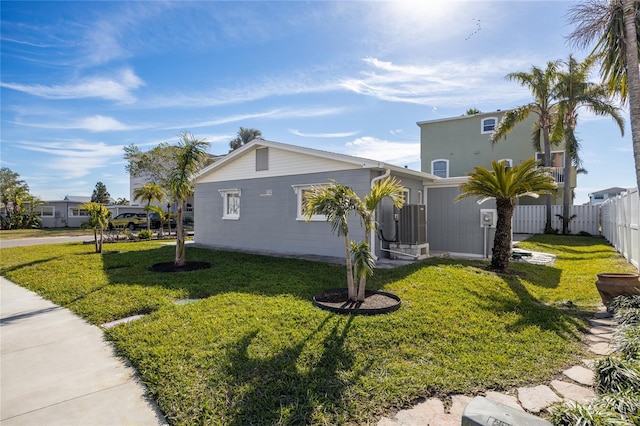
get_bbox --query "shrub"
[593,356,640,393]
[612,325,640,360]
[137,229,153,240]
[549,401,628,425]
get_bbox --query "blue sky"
[1,1,636,204]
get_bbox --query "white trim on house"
[481,117,498,134]
[196,139,440,185]
[431,159,449,178]
[218,189,241,220]
[291,183,329,221]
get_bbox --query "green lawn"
[0,235,636,425]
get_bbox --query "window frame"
[218,189,241,220]
[431,159,449,178]
[68,207,89,217]
[498,158,513,169]
[39,206,55,217]
[481,117,497,134]
[292,183,329,221]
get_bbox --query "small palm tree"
[457,159,557,272]
[553,55,624,234]
[491,61,560,233]
[148,205,168,237]
[304,181,362,301]
[170,131,210,267]
[80,202,110,253]
[355,176,405,301]
[133,183,166,231]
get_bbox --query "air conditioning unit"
[397,204,426,245]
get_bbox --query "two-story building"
[417,110,574,205]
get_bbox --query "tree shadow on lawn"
[466,270,590,341]
[199,314,365,425]
[100,244,417,302]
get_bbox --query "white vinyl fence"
[513,204,600,235]
[601,188,639,270]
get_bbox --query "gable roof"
[195,139,439,182]
[589,187,627,196]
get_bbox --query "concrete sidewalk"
[0,277,166,425]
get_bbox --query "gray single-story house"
[194,139,500,261]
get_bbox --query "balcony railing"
[548,167,564,183]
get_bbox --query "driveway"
[0,235,91,249]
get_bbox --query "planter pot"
[595,273,640,310]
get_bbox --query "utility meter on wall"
[480,209,497,228]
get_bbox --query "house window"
[593,194,604,200]
[185,203,193,213]
[535,151,564,168]
[218,189,240,220]
[292,184,329,221]
[481,117,497,134]
[431,159,449,178]
[402,189,411,204]
[39,206,55,217]
[256,147,269,171]
[69,208,88,217]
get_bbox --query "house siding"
[198,146,359,184]
[195,170,372,259]
[426,185,496,256]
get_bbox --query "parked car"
[149,212,177,229]
[108,212,147,230]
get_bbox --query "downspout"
[370,168,391,260]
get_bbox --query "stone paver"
[449,394,474,416]
[589,318,616,327]
[586,333,611,343]
[517,385,563,413]
[484,391,524,411]
[377,417,401,426]
[550,380,596,404]
[589,341,613,355]
[588,326,616,335]
[395,398,444,426]
[563,365,595,386]
[427,413,460,425]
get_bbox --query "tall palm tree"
[553,55,625,234]
[568,0,640,196]
[355,176,405,302]
[229,127,262,151]
[304,181,362,301]
[457,159,557,272]
[133,182,166,231]
[491,61,560,233]
[170,131,210,267]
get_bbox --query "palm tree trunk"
[146,200,151,231]
[356,227,372,302]
[344,233,356,301]
[624,0,640,192]
[94,229,99,253]
[490,198,514,272]
[562,144,572,234]
[542,127,553,232]
[174,203,186,267]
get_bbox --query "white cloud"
[289,129,359,138]
[0,68,144,103]
[17,139,124,179]
[14,115,140,132]
[344,136,420,167]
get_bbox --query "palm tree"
[553,55,624,234]
[229,127,262,151]
[568,0,640,196]
[457,159,557,272]
[148,205,168,237]
[304,181,362,301]
[491,61,560,233]
[133,183,166,231]
[80,202,111,253]
[170,131,210,267]
[355,176,405,301]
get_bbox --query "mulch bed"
[149,261,212,273]
[313,288,401,315]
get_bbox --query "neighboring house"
[129,153,224,220]
[588,187,627,205]
[194,139,439,260]
[417,110,575,206]
[38,195,145,228]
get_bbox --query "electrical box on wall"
[480,209,497,228]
